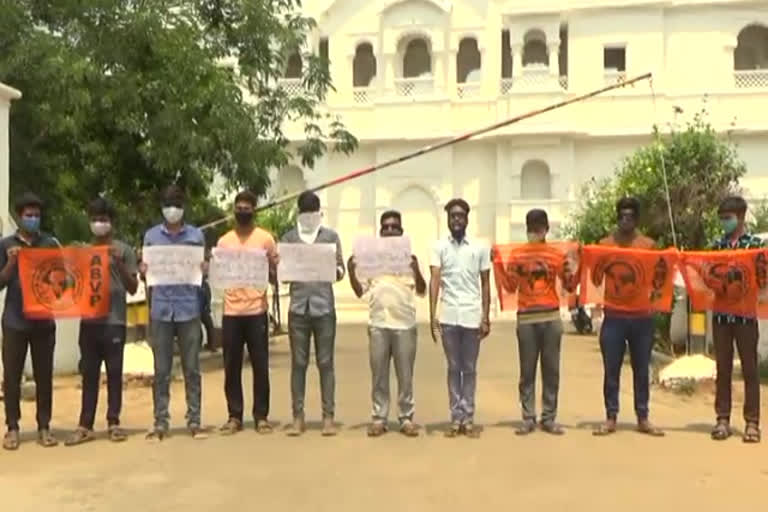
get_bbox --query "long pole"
[202,72,652,231]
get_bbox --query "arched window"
[456,37,481,83]
[735,24,768,70]
[403,38,432,78]
[520,160,552,200]
[285,51,302,78]
[522,29,547,67]
[353,43,377,87]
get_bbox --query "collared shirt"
[282,226,345,317]
[431,236,490,329]
[143,223,205,322]
[362,275,418,330]
[82,239,138,326]
[217,227,276,316]
[0,231,59,330]
[711,231,765,324]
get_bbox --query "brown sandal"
[367,422,387,437]
[3,430,20,450]
[710,420,731,441]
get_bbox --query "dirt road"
[1,323,767,511]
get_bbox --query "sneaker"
[286,416,305,437]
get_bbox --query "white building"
[269,0,768,320]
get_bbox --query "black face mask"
[235,211,253,226]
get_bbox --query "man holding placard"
[141,185,206,441]
[214,191,278,436]
[280,191,345,437]
[348,211,426,437]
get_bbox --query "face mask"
[527,232,545,243]
[721,217,739,235]
[162,206,184,224]
[234,211,253,226]
[20,215,40,233]
[90,221,112,237]
[297,212,321,233]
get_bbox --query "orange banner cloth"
[492,242,579,313]
[18,247,111,319]
[579,245,677,313]
[678,249,768,318]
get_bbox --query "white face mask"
[90,221,112,237]
[162,206,184,224]
[297,212,321,233]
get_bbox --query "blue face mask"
[720,217,739,235]
[20,215,41,233]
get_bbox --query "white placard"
[209,247,269,289]
[353,236,412,279]
[142,245,204,287]
[278,243,337,282]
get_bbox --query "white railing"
[499,72,567,95]
[456,82,481,99]
[277,78,302,96]
[558,75,568,90]
[603,70,627,87]
[394,77,434,97]
[353,87,374,104]
[734,69,768,89]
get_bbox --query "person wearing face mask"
[281,190,345,437]
[709,196,764,444]
[215,191,278,436]
[0,193,61,450]
[506,209,577,436]
[593,197,664,438]
[65,198,138,446]
[347,211,426,437]
[429,198,491,438]
[141,185,206,441]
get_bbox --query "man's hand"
[347,255,356,273]
[6,246,20,265]
[430,318,441,344]
[410,255,419,272]
[480,318,491,340]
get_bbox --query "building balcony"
[394,77,435,98]
[277,78,302,96]
[353,87,375,104]
[456,82,481,99]
[603,70,627,87]
[734,69,768,89]
[499,68,567,95]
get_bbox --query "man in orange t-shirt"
[216,191,278,435]
[593,197,663,438]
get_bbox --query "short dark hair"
[297,190,320,213]
[234,190,258,207]
[380,210,402,226]
[616,196,641,216]
[14,192,43,216]
[525,209,549,231]
[718,195,748,216]
[162,184,185,205]
[87,197,116,220]
[444,198,470,215]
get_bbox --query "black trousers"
[201,309,215,348]
[2,323,56,431]
[78,323,126,429]
[222,314,270,422]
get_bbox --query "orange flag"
[18,247,111,319]
[678,249,768,318]
[579,245,677,313]
[492,242,579,312]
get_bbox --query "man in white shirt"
[348,211,427,437]
[429,198,491,438]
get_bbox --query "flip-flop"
[592,423,617,436]
[255,420,274,435]
[108,426,128,443]
[65,427,95,446]
[37,429,59,447]
[743,423,761,444]
[710,421,731,441]
[637,423,665,437]
[540,421,565,436]
[2,430,20,450]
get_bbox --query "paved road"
[1,323,767,511]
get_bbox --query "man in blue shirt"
[0,193,60,450]
[141,185,206,440]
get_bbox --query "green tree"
[0,0,356,245]
[562,110,746,250]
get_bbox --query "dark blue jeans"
[599,315,654,420]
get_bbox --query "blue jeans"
[150,318,202,430]
[441,324,481,424]
[599,315,654,420]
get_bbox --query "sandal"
[540,420,565,436]
[743,423,761,444]
[637,420,665,437]
[444,422,462,438]
[593,420,617,436]
[219,418,242,436]
[108,426,128,443]
[400,420,419,438]
[145,427,168,442]
[255,420,273,435]
[710,420,731,441]
[367,422,387,437]
[189,425,209,440]
[3,430,20,451]
[463,422,481,439]
[64,427,95,446]
[37,429,59,448]
[515,420,536,436]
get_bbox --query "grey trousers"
[441,324,481,424]
[288,313,336,419]
[516,319,563,423]
[150,318,202,429]
[368,326,417,423]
